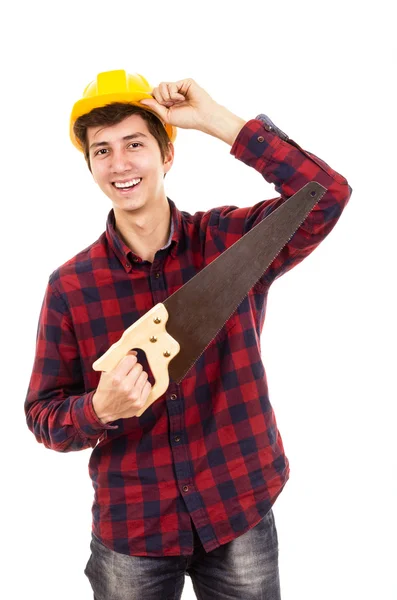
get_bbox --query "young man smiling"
[25,70,352,599]
[87,113,176,263]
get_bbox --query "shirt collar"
[105,197,181,271]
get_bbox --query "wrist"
[199,104,246,146]
[92,391,113,425]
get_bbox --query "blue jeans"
[84,508,281,599]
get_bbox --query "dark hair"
[73,102,172,175]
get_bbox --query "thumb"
[140,98,167,120]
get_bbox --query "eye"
[129,143,142,148]
[94,148,109,156]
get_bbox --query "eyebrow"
[89,132,149,151]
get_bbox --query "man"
[25,70,352,599]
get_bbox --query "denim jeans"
[84,508,281,599]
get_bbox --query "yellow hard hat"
[70,69,177,151]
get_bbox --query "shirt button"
[174,436,181,442]
[264,124,273,131]
[155,273,161,278]
[133,257,139,262]
[257,136,265,142]
[125,262,129,268]
[182,485,189,493]
[170,394,177,400]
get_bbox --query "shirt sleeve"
[24,279,117,452]
[211,117,352,287]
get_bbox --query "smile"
[112,178,142,192]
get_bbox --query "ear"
[163,142,174,175]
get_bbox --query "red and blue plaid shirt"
[25,118,352,556]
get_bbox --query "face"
[87,114,174,214]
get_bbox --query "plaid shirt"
[25,117,352,556]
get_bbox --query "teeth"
[114,178,141,188]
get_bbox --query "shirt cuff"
[254,113,290,142]
[72,390,119,438]
[230,118,283,163]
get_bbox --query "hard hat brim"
[70,91,176,151]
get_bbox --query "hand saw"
[92,181,327,416]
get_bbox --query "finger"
[157,84,175,108]
[152,85,172,106]
[168,82,186,99]
[112,352,138,380]
[134,370,149,395]
[158,83,184,107]
[117,379,152,420]
[125,361,144,386]
[159,82,172,102]
[151,86,163,105]
[175,79,193,95]
[140,98,169,122]
[142,380,152,400]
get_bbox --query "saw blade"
[163,181,327,383]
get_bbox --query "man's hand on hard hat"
[92,351,152,424]
[139,78,246,145]
[139,79,217,131]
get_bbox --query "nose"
[110,148,133,174]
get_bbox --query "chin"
[113,196,146,211]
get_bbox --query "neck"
[113,197,171,263]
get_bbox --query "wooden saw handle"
[92,303,180,417]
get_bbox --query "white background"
[2,0,396,598]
